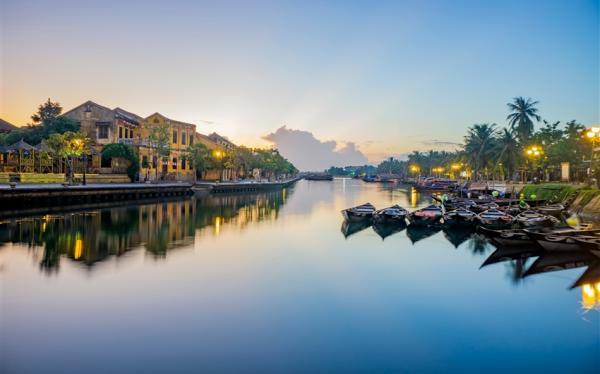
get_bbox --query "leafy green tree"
[187,143,214,180]
[101,143,139,182]
[507,97,541,143]
[46,131,91,184]
[31,98,62,124]
[494,128,519,180]
[146,123,171,179]
[463,123,498,179]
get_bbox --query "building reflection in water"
[0,188,290,273]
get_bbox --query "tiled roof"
[0,118,17,132]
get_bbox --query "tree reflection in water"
[0,188,290,272]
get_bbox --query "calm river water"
[1,179,598,373]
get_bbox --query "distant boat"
[305,173,333,181]
[341,203,376,222]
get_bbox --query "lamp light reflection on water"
[581,282,600,310]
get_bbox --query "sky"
[0,0,598,169]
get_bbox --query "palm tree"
[464,123,498,179]
[506,97,541,143]
[495,128,519,180]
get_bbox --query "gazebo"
[6,139,35,173]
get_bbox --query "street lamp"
[586,127,600,179]
[524,145,543,182]
[213,149,225,181]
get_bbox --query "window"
[152,156,157,169]
[190,135,194,145]
[97,122,110,139]
[142,155,148,168]
[173,130,178,144]
[172,157,178,169]
[182,132,186,145]
[181,157,186,170]
[130,129,134,138]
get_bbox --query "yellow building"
[139,113,197,181]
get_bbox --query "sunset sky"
[1,0,598,166]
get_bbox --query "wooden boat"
[572,237,600,255]
[408,205,443,225]
[372,222,406,240]
[477,226,532,247]
[476,208,514,229]
[515,210,559,228]
[532,233,600,252]
[443,207,477,226]
[373,205,408,224]
[480,225,587,247]
[535,203,565,218]
[470,202,499,214]
[406,223,442,244]
[523,224,595,242]
[341,203,376,222]
[341,220,372,238]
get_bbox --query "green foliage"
[521,183,578,203]
[376,158,405,174]
[0,117,79,146]
[187,143,214,176]
[102,143,139,181]
[45,131,90,157]
[506,97,541,143]
[31,98,63,124]
[326,165,377,176]
[146,123,171,159]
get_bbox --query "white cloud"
[263,126,369,171]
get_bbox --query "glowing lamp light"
[451,163,461,170]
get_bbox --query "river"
[0,179,598,373]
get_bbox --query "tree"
[464,123,498,179]
[506,97,541,143]
[146,123,171,179]
[101,143,139,182]
[31,98,63,124]
[494,128,519,180]
[187,143,214,180]
[46,131,91,184]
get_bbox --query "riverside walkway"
[0,182,193,209]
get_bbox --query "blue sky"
[1,0,598,164]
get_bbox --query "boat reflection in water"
[0,189,290,273]
[442,226,475,248]
[372,222,407,240]
[479,239,600,310]
[341,220,372,238]
[406,223,442,244]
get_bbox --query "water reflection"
[0,189,290,272]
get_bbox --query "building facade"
[62,100,232,181]
[139,113,196,181]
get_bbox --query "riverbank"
[0,183,193,210]
[519,182,600,221]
